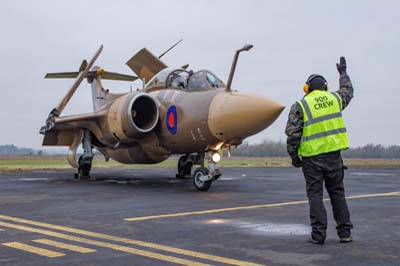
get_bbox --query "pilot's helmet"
[172,76,187,88]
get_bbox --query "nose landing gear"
[177,152,221,191]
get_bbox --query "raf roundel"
[166,105,178,135]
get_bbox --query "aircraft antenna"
[159,39,183,59]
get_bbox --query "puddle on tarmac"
[103,179,182,185]
[352,172,396,177]
[167,180,182,184]
[236,221,309,236]
[13,178,50,182]
[202,219,309,236]
[106,180,129,184]
[103,179,136,185]
[220,177,240,180]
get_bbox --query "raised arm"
[335,56,354,110]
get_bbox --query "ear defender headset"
[303,74,329,94]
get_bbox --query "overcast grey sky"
[1,0,399,149]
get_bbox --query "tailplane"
[45,67,138,111]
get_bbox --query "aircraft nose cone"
[208,92,285,143]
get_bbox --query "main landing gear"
[177,152,222,191]
[75,130,94,180]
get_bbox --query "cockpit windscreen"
[145,68,225,91]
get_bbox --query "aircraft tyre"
[78,155,92,179]
[78,164,91,179]
[193,167,212,191]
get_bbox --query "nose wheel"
[193,152,221,191]
[176,152,222,191]
[193,167,212,191]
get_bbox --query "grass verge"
[0,155,399,173]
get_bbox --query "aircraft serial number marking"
[171,91,180,101]
[197,128,205,141]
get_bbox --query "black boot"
[307,235,324,245]
[340,236,353,243]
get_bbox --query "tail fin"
[89,67,107,111]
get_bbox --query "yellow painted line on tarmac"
[2,242,65,258]
[341,191,400,200]
[126,201,309,221]
[0,222,208,266]
[33,239,96,253]
[124,191,400,222]
[0,215,262,266]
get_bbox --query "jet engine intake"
[129,94,159,132]
[107,93,159,143]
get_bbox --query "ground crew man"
[285,57,354,244]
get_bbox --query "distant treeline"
[1,142,400,159]
[231,141,400,159]
[342,144,400,159]
[0,144,41,156]
[231,140,287,157]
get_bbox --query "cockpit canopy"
[145,68,225,91]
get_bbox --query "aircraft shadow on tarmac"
[63,170,203,191]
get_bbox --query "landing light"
[212,152,221,163]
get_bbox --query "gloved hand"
[291,156,302,168]
[336,56,347,74]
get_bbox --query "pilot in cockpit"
[171,74,188,89]
[187,71,210,89]
[168,69,224,90]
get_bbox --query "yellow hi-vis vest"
[297,90,349,157]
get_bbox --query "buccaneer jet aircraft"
[40,43,284,191]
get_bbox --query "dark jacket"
[285,74,354,158]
